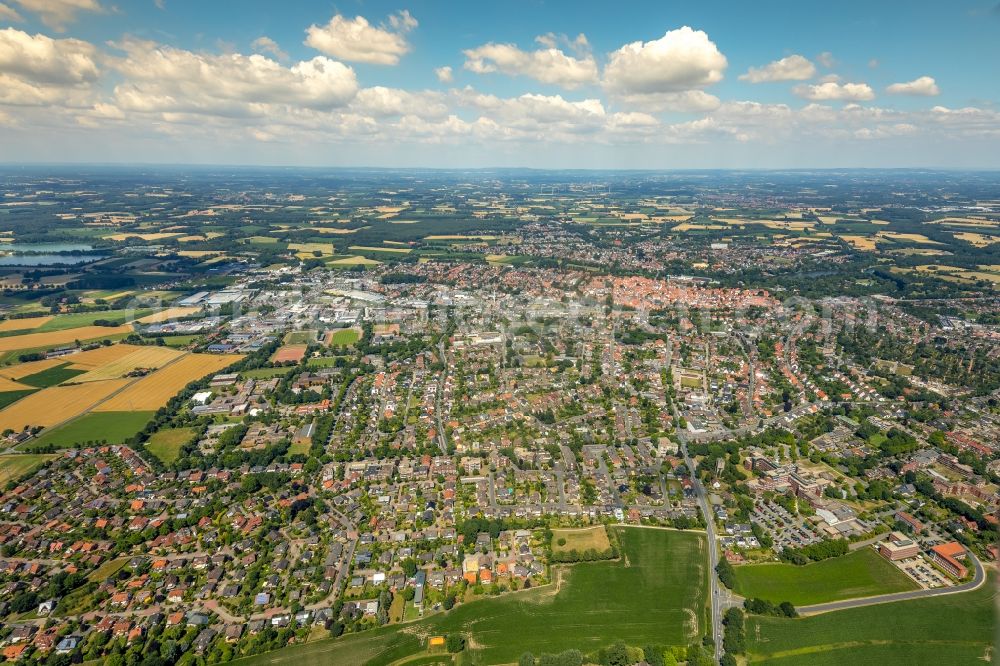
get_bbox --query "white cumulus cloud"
[739,54,815,83]
[110,40,358,117]
[251,36,288,62]
[10,0,102,31]
[463,39,598,89]
[603,26,727,94]
[886,76,939,96]
[793,81,875,101]
[435,66,453,83]
[305,10,417,65]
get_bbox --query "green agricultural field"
[18,362,86,388]
[232,527,707,666]
[33,309,155,332]
[145,427,196,464]
[747,573,996,665]
[732,548,918,606]
[0,454,57,484]
[0,388,35,409]
[22,411,155,451]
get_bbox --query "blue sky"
[0,0,998,167]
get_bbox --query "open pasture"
[747,572,995,665]
[232,527,707,666]
[0,454,57,484]
[731,548,918,606]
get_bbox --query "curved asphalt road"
[798,551,987,615]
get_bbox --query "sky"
[0,0,999,168]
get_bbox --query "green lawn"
[327,328,360,346]
[22,411,155,451]
[732,548,919,606]
[231,527,708,666]
[87,557,129,583]
[18,362,86,388]
[747,573,996,665]
[145,427,196,463]
[0,454,57,483]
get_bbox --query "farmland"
[24,411,155,450]
[70,346,183,383]
[731,548,919,606]
[0,324,133,354]
[0,379,131,432]
[551,525,613,555]
[18,362,85,387]
[233,527,707,666]
[746,573,996,665]
[145,427,196,463]
[0,454,57,484]
[94,353,241,411]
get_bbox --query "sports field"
[231,527,707,666]
[24,411,155,450]
[747,573,996,665]
[145,427,196,463]
[731,548,919,606]
[94,353,240,411]
[326,328,360,346]
[272,345,307,363]
[0,454,58,484]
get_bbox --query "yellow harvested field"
[0,358,64,380]
[136,307,202,324]
[0,379,131,431]
[930,217,999,228]
[328,256,380,265]
[71,346,184,383]
[348,245,412,253]
[0,325,133,353]
[953,232,998,247]
[290,242,334,256]
[713,218,815,231]
[0,376,30,392]
[840,235,878,250]
[876,231,941,244]
[105,232,183,241]
[67,344,144,369]
[671,223,726,231]
[0,316,52,333]
[176,250,224,258]
[94,353,242,411]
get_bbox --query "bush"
[445,634,466,653]
[716,558,736,589]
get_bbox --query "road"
[679,440,723,663]
[798,551,987,615]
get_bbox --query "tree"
[643,644,665,666]
[519,653,535,666]
[445,634,466,653]
[603,642,628,666]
